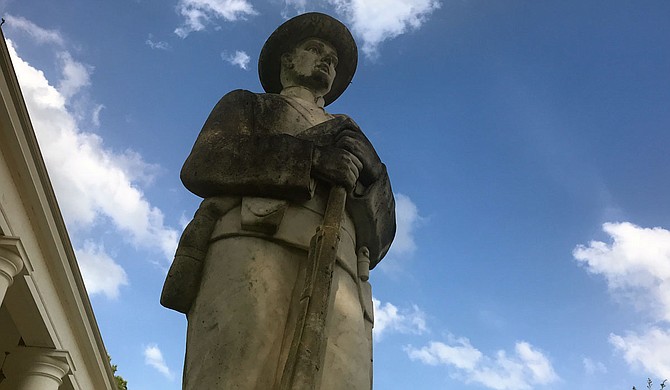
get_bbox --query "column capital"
[0,236,26,305]
[0,237,25,280]
[1,346,72,390]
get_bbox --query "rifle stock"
[280,186,347,389]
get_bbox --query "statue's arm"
[326,118,395,267]
[181,89,315,201]
[347,164,396,269]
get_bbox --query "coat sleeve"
[347,164,396,269]
[299,113,396,268]
[181,89,316,201]
[319,115,395,268]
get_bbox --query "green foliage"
[632,378,667,390]
[108,355,128,390]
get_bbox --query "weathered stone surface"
[161,12,395,389]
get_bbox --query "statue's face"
[281,38,339,97]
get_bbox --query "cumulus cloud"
[610,328,670,376]
[145,34,170,50]
[76,242,128,299]
[174,0,257,38]
[8,39,179,262]
[328,0,441,57]
[407,337,559,390]
[144,344,174,380]
[5,14,65,46]
[574,222,670,319]
[373,298,427,339]
[221,50,251,70]
[574,222,670,378]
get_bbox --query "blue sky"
[2,0,670,389]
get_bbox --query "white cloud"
[574,222,670,378]
[407,337,481,370]
[407,338,559,390]
[57,52,92,99]
[373,298,426,339]
[221,50,251,70]
[389,193,420,256]
[8,39,179,262]
[514,342,558,386]
[145,34,170,50]
[281,0,440,58]
[91,104,105,127]
[328,0,441,58]
[381,193,421,273]
[5,14,65,46]
[281,0,308,16]
[76,241,128,299]
[174,0,257,38]
[144,344,174,380]
[574,222,670,320]
[582,357,607,375]
[610,328,670,377]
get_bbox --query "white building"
[0,29,117,390]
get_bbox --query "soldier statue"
[161,12,395,389]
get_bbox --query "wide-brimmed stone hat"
[258,12,358,106]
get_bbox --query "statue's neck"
[280,86,326,108]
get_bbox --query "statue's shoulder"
[207,90,263,121]
[213,90,292,110]
[332,113,353,121]
[214,89,259,106]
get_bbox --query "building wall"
[0,29,116,390]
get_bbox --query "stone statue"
[160,12,395,389]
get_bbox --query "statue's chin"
[293,73,332,97]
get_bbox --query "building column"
[0,237,24,305]
[0,347,70,390]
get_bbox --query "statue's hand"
[312,145,362,191]
[335,130,383,186]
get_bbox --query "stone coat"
[181,89,395,265]
[161,89,395,389]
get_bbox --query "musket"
[279,117,358,389]
[279,185,347,390]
